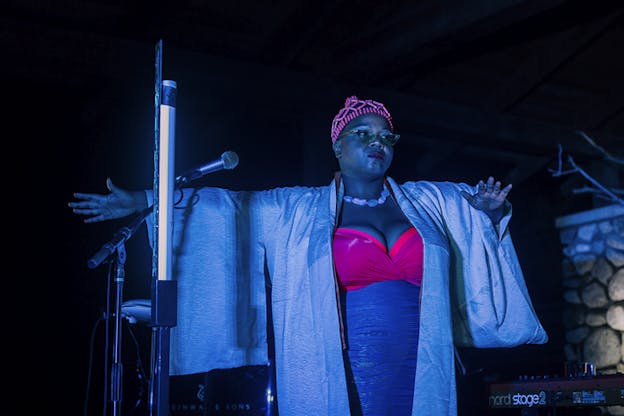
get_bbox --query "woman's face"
[333,113,395,180]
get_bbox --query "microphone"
[175,151,239,185]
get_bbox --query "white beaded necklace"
[343,185,390,207]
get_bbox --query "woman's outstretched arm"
[68,178,148,223]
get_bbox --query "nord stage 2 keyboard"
[489,374,624,409]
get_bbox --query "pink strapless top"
[332,227,424,291]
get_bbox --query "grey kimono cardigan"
[145,175,548,416]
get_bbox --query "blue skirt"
[342,280,421,416]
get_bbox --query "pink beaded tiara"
[330,95,394,143]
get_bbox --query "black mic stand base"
[149,279,177,416]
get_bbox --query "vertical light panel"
[158,80,177,281]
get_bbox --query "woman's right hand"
[69,178,148,223]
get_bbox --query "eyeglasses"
[338,129,400,147]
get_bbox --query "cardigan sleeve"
[416,181,548,348]
[145,187,270,375]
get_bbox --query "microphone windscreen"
[221,151,239,170]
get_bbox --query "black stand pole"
[149,40,178,416]
[149,279,177,416]
[110,244,126,416]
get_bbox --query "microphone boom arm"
[175,150,239,186]
[87,206,153,269]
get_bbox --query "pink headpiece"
[330,95,394,143]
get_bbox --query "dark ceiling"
[4,0,623,194]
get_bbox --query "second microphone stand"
[89,207,153,416]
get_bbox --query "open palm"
[460,176,511,221]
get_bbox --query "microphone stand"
[88,207,152,416]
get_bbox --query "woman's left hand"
[460,176,512,223]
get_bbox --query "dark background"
[4,1,623,415]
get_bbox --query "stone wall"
[555,204,624,415]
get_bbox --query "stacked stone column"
[555,204,624,415]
